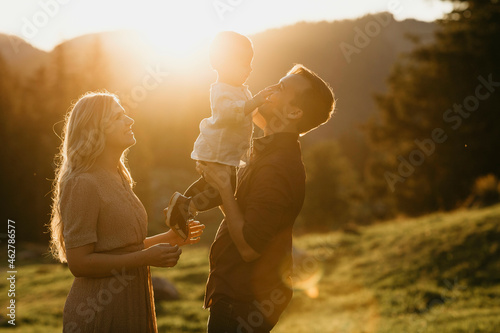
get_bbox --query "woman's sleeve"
[60,175,100,249]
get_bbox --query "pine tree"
[366,0,500,214]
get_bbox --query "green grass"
[1,204,499,332]
[274,205,500,333]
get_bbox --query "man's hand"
[168,220,205,246]
[196,161,232,192]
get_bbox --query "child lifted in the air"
[165,31,274,239]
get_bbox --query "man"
[198,64,335,332]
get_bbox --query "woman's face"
[104,102,136,151]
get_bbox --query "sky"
[0,0,453,52]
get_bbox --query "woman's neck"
[93,149,122,176]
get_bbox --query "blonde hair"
[48,91,134,262]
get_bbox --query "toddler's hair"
[209,31,253,70]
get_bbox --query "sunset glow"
[0,0,453,52]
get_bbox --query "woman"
[48,91,204,332]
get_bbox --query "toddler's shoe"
[164,192,191,240]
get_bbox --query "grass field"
[1,204,499,332]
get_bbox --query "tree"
[0,53,10,134]
[366,0,500,214]
[0,54,21,224]
[83,35,111,91]
[297,141,366,231]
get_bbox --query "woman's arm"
[66,242,181,278]
[66,220,205,278]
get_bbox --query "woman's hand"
[144,243,182,268]
[168,220,205,246]
[196,161,232,192]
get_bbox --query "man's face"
[258,74,310,121]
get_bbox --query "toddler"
[165,31,273,239]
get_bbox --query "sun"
[131,3,218,60]
[141,25,211,59]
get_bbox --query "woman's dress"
[61,169,157,333]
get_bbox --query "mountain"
[249,14,436,143]
[0,34,49,77]
[0,30,161,88]
[0,13,435,135]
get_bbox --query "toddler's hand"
[245,85,279,115]
[253,86,277,106]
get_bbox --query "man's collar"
[251,132,300,158]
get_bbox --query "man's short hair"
[288,64,335,135]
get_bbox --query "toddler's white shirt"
[191,82,253,167]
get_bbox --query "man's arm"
[197,162,261,262]
[217,184,261,262]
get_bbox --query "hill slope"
[277,204,500,333]
[1,205,499,332]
